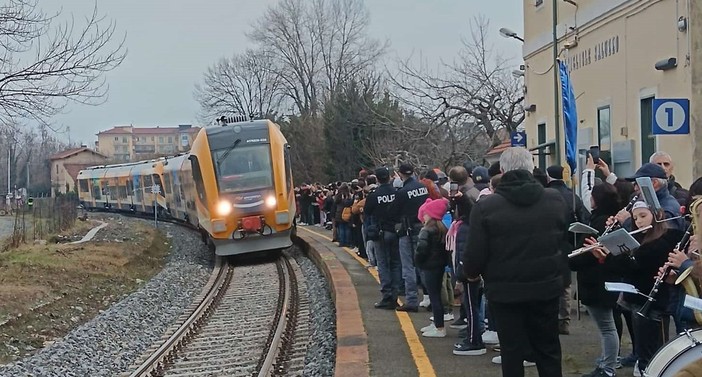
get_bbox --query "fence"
[2,194,80,250]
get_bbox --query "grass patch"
[0,220,169,364]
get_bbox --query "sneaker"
[558,319,570,335]
[491,356,536,367]
[582,367,615,377]
[615,356,622,369]
[396,305,419,312]
[482,330,499,345]
[374,301,397,310]
[449,318,468,329]
[420,324,436,333]
[633,361,641,377]
[419,296,431,308]
[620,354,636,367]
[453,343,487,356]
[429,313,455,322]
[422,328,446,338]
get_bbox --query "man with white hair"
[649,151,690,206]
[462,147,569,377]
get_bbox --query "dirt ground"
[0,214,168,364]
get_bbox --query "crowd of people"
[294,148,702,377]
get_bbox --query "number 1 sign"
[652,98,690,135]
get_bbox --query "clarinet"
[636,221,694,320]
[601,195,639,236]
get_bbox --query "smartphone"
[589,146,600,164]
[449,182,459,197]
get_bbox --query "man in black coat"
[463,147,569,377]
[546,165,590,335]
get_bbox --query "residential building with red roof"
[49,147,108,196]
[95,124,201,162]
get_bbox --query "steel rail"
[129,257,231,377]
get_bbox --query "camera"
[589,145,600,164]
[449,182,459,197]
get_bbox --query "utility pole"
[6,149,10,195]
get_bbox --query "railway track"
[125,254,310,377]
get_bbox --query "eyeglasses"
[655,162,671,167]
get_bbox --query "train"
[76,119,296,256]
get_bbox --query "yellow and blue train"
[76,119,296,256]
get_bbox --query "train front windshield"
[213,144,274,193]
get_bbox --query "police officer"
[388,163,429,311]
[364,167,403,309]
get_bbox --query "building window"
[151,136,154,141]
[537,123,546,169]
[114,136,118,141]
[168,136,173,143]
[56,164,59,174]
[597,106,611,152]
[159,136,164,143]
[122,136,127,143]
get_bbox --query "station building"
[521,0,702,187]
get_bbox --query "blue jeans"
[365,239,376,266]
[586,305,619,375]
[399,234,419,307]
[374,231,402,303]
[422,267,445,328]
[337,222,351,247]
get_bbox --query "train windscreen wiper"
[216,138,241,170]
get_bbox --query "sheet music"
[684,295,702,312]
[604,282,638,294]
[569,222,599,235]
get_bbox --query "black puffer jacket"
[463,170,570,303]
[568,208,620,308]
[414,226,449,271]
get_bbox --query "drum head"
[646,329,702,377]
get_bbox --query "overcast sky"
[41,1,523,145]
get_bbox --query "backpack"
[341,206,353,222]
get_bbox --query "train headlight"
[265,196,277,208]
[216,200,232,216]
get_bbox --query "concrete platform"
[297,225,643,377]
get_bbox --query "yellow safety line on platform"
[300,226,437,377]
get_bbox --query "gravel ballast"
[288,246,336,377]
[0,218,213,377]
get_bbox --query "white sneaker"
[428,313,455,322]
[482,330,499,345]
[419,296,431,308]
[491,356,536,367]
[422,328,446,338]
[420,324,436,333]
[633,361,641,377]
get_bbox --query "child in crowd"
[414,198,451,338]
[587,200,684,375]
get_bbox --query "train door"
[92,178,102,206]
[143,174,153,213]
[133,174,142,209]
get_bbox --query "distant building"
[95,124,201,162]
[49,147,108,196]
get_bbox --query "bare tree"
[391,16,524,150]
[248,0,385,118]
[195,48,283,120]
[0,0,126,124]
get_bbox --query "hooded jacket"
[462,169,570,303]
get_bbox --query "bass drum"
[645,328,702,377]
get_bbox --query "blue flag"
[558,60,578,175]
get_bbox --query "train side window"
[143,174,153,188]
[152,174,166,197]
[126,179,133,196]
[284,144,293,192]
[163,173,172,194]
[189,156,208,203]
[79,179,89,194]
[118,185,127,199]
[92,180,101,200]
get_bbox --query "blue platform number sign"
[511,131,527,147]
[652,98,689,135]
